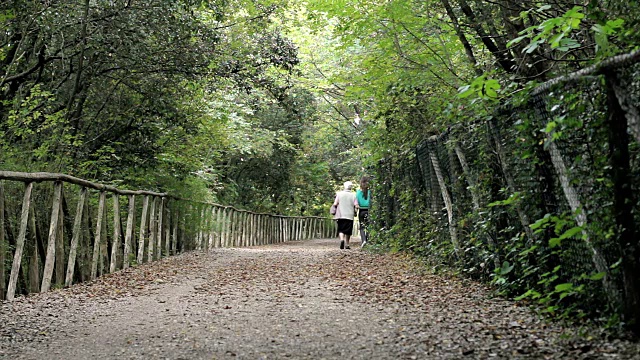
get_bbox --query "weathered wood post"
[235,211,241,247]
[255,214,262,245]
[6,182,33,300]
[28,207,40,293]
[148,196,157,261]
[0,182,5,300]
[247,212,254,246]
[80,195,91,281]
[109,194,121,273]
[238,210,244,246]
[41,182,62,293]
[271,216,276,243]
[55,188,65,286]
[227,207,234,248]
[281,217,287,242]
[220,207,227,247]
[156,197,164,259]
[488,122,535,244]
[165,202,171,256]
[65,187,87,286]
[210,206,218,248]
[272,215,277,244]
[91,192,106,279]
[230,209,237,247]
[99,196,109,276]
[137,195,149,264]
[428,139,460,255]
[123,195,135,269]
[238,211,244,247]
[244,212,250,246]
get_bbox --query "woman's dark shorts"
[337,219,354,236]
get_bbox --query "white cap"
[343,181,353,190]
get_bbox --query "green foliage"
[507,6,585,53]
[458,75,501,101]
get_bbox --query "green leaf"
[515,289,533,301]
[545,121,557,133]
[518,245,538,257]
[507,34,529,48]
[559,226,583,240]
[555,283,573,292]
[500,261,514,275]
[589,272,606,281]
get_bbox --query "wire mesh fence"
[372,50,640,325]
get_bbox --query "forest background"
[2,0,640,334]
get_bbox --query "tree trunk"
[441,0,480,74]
[456,0,515,72]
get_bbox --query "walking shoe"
[345,246,351,250]
[340,240,345,249]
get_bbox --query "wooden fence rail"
[0,171,334,301]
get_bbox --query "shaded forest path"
[1,239,638,359]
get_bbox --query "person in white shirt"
[332,181,356,249]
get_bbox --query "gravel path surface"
[1,238,639,359]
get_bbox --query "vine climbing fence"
[0,171,333,301]
[374,50,640,330]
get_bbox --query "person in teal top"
[355,176,371,247]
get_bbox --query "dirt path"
[1,239,638,359]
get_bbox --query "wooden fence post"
[137,195,149,264]
[123,195,135,269]
[270,216,275,244]
[219,207,225,248]
[65,187,87,286]
[156,197,164,259]
[80,194,91,282]
[242,211,248,247]
[252,213,258,246]
[204,206,210,250]
[255,215,261,245]
[148,196,156,261]
[212,207,220,248]
[0,182,5,300]
[91,192,106,279]
[229,210,236,247]
[28,207,40,293]
[55,188,65,286]
[109,194,121,273]
[164,199,172,256]
[7,182,33,300]
[41,182,62,293]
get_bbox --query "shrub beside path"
[1,238,638,359]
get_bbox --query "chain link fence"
[373,50,640,326]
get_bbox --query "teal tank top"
[356,190,370,208]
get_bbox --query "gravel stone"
[1,238,638,359]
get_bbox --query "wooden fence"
[0,171,334,301]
